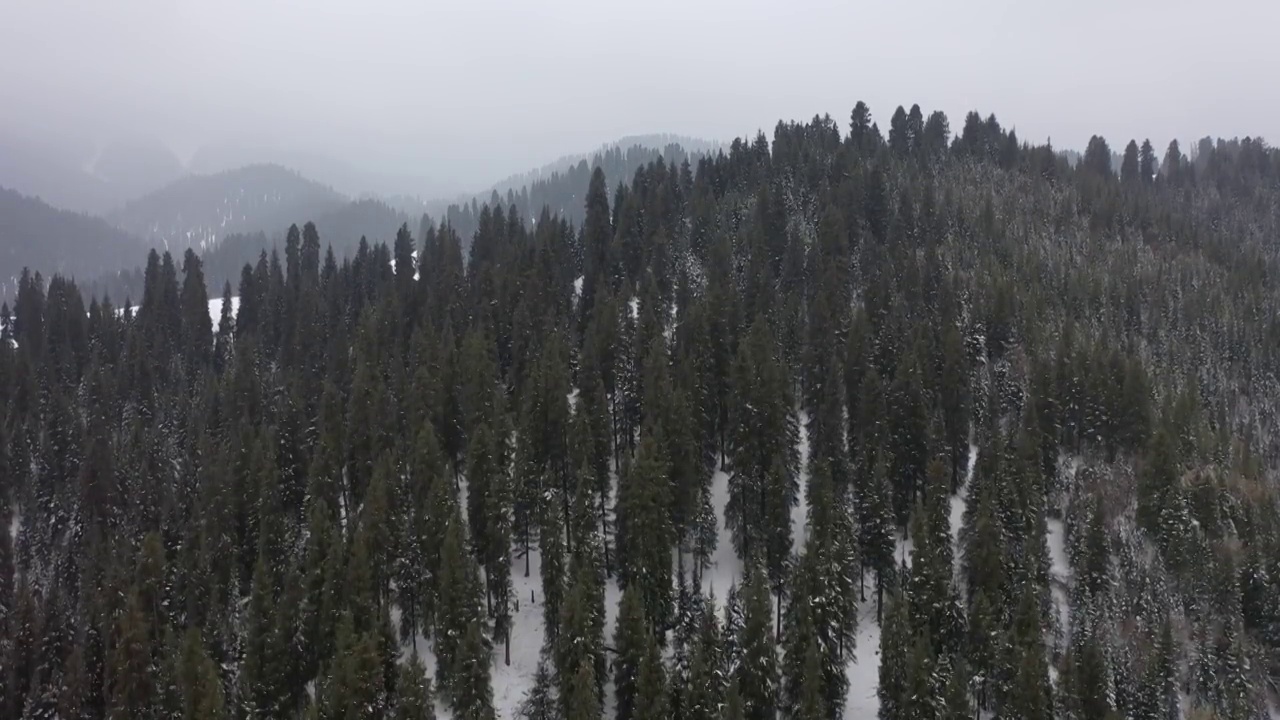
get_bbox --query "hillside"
[4,103,1280,720]
[431,138,720,259]
[0,186,149,299]
[107,163,347,252]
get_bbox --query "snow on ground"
[491,543,551,718]
[628,296,639,320]
[844,601,885,717]
[207,296,241,328]
[949,444,979,580]
[399,544,550,720]
[699,464,742,600]
[391,418,986,719]
[8,510,17,541]
[573,276,584,298]
[1047,519,1071,645]
[1048,456,1080,650]
[792,411,811,550]
[388,250,421,281]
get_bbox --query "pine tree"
[1140,139,1157,185]
[435,508,488,700]
[633,627,670,720]
[394,655,437,720]
[735,564,778,720]
[321,612,387,719]
[177,627,227,720]
[613,586,648,720]
[615,431,674,634]
[517,657,559,720]
[682,601,725,720]
[451,622,497,720]
[727,316,797,599]
[106,589,155,719]
[1121,140,1142,185]
[1002,582,1052,720]
[422,459,459,633]
[565,658,601,720]
[558,561,605,717]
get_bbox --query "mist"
[3,0,1279,199]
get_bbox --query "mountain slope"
[0,186,149,298]
[107,163,346,251]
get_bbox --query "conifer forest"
[4,102,1280,720]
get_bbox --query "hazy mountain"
[107,164,346,252]
[187,142,451,200]
[0,185,148,299]
[88,137,186,202]
[0,129,188,215]
[0,131,120,214]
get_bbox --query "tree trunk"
[504,623,512,666]
[775,588,783,640]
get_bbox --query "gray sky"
[3,0,1278,195]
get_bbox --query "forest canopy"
[3,102,1280,719]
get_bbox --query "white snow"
[699,464,741,599]
[207,296,241,328]
[792,411,811,549]
[950,444,979,580]
[1047,517,1071,643]
[492,543,551,718]
[1048,456,1079,649]
[844,602,884,717]
[385,416,988,719]
[573,276,584,298]
[628,296,639,320]
[387,250,421,281]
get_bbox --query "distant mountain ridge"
[107,163,347,252]
[7,133,721,300]
[0,186,149,299]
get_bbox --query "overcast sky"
[2,0,1278,194]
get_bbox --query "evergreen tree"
[1122,140,1142,185]
[613,586,648,720]
[177,628,227,720]
[633,627,670,720]
[394,655,437,720]
[615,431,674,634]
[734,565,778,720]
[727,317,798,600]
[1140,139,1157,185]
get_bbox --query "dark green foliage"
[726,317,798,593]
[613,586,648,720]
[6,100,1280,720]
[734,565,778,720]
[393,655,437,720]
[615,432,674,634]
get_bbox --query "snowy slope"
[388,411,996,719]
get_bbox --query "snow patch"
[207,296,241,328]
[844,600,884,717]
[1047,517,1071,642]
[492,543,550,718]
[792,411,811,549]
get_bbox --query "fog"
[3,0,1279,199]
